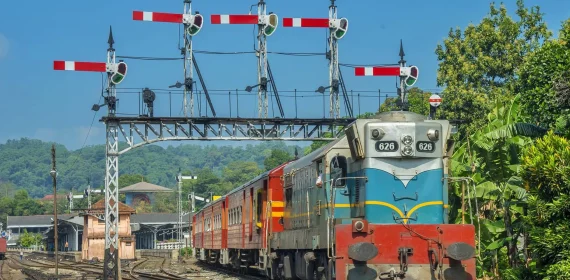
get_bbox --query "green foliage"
[520,132,570,277]
[179,247,193,258]
[434,0,551,137]
[379,87,433,117]
[0,140,300,198]
[19,229,43,248]
[518,37,570,130]
[521,131,570,200]
[451,94,547,277]
[263,150,293,171]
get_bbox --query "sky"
[0,0,569,151]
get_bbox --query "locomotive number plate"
[417,141,435,152]
[375,141,398,152]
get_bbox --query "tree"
[520,131,570,279]
[379,87,433,117]
[135,200,152,213]
[222,161,262,188]
[119,174,147,189]
[434,0,551,137]
[517,20,570,134]
[19,229,43,248]
[264,150,293,171]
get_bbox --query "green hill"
[0,138,305,198]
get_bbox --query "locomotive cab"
[330,111,476,280]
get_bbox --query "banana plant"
[450,94,547,276]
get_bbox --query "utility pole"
[50,144,58,278]
[177,171,197,249]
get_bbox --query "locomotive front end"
[332,111,476,279]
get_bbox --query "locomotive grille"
[354,178,360,206]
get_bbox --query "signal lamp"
[263,13,278,36]
[188,13,203,36]
[331,18,348,40]
[405,65,418,87]
[111,61,127,85]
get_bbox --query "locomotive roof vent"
[374,111,425,122]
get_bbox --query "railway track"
[4,252,264,280]
[0,260,5,280]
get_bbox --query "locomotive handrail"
[327,176,369,260]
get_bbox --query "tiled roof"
[88,199,136,214]
[119,182,173,193]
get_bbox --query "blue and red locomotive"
[193,110,476,280]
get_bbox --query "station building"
[6,206,192,255]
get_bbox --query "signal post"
[53,27,127,280]
[283,0,348,119]
[354,40,419,111]
[210,0,278,119]
[132,0,205,117]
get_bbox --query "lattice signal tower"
[54,27,127,280]
[211,0,278,118]
[283,0,348,119]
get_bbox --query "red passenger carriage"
[192,161,288,269]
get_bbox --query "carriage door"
[250,188,254,242]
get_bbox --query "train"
[0,236,6,260]
[192,110,476,280]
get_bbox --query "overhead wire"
[117,50,396,66]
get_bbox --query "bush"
[179,247,192,258]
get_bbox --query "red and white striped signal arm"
[53,61,109,72]
[354,66,411,77]
[133,11,187,23]
[210,14,260,24]
[282,18,330,28]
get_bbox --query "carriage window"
[330,156,348,187]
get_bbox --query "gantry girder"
[100,116,356,154]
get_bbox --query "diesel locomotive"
[192,110,476,280]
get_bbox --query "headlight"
[427,129,439,141]
[402,135,413,146]
[371,128,384,139]
[401,146,413,156]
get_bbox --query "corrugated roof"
[7,214,74,228]
[131,213,190,225]
[119,182,173,193]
